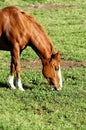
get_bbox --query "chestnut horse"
[0,6,62,91]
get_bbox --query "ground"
[27,3,76,10]
[6,60,86,71]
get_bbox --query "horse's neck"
[29,22,55,63]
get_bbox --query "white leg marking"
[8,75,16,89]
[58,65,62,89]
[16,79,25,91]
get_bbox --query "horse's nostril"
[51,85,58,91]
[51,84,62,91]
[56,86,62,91]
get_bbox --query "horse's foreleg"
[8,61,16,89]
[14,47,24,91]
[8,75,16,89]
[9,46,24,91]
[15,63,24,91]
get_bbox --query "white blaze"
[58,65,62,88]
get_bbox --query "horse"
[0,6,62,91]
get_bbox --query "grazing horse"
[0,6,62,91]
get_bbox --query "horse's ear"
[52,52,59,59]
[52,52,61,63]
[55,52,59,57]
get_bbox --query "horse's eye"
[55,66,59,71]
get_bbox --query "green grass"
[0,0,86,130]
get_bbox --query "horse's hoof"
[7,83,16,90]
[19,88,25,91]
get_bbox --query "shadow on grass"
[0,82,9,88]
[0,81,50,91]
[0,81,34,90]
[23,85,34,90]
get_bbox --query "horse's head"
[42,52,62,90]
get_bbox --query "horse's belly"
[0,38,11,51]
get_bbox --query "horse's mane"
[20,7,55,56]
[21,9,53,46]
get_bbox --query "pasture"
[0,0,86,130]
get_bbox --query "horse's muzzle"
[50,85,62,91]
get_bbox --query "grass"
[0,0,86,130]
